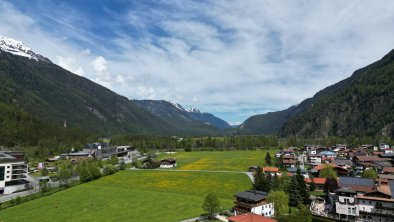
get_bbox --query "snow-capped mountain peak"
[170,101,186,111]
[170,101,204,114]
[185,107,202,113]
[0,36,51,63]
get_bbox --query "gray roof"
[337,187,356,194]
[334,159,353,166]
[390,181,394,199]
[287,167,307,173]
[339,177,374,187]
[234,190,267,201]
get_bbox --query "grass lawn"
[157,149,278,171]
[0,170,251,222]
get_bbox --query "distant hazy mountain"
[132,100,230,134]
[0,36,171,135]
[240,49,394,138]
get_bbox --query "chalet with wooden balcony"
[233,190,274,218]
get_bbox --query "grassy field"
[0,170,251,222]
[157,149,278,171]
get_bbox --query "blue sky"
[1,0,394,125]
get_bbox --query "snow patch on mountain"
[170,101,186,111]
[0,36,51,62]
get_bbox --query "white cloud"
[1,0,394,123]
[91,56,108,72]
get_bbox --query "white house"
[160,158,177,168]
[233,190,274,218]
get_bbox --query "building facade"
[0,151,29,194]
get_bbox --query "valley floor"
[0,170,251,222]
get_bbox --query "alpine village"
[0,1,394,222]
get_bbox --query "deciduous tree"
[202,193,220,218]
[267,190,289,217]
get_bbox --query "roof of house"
[333,159,353,166]
[234,190,268,201]
[160,158,176,164]
[383,167,394,174]
[356,195,394,202]
[283,159,297,164]
[355,156,390,162]
[287,167,307,173]
[339,177,375,187]
[305,178,327,185]
[339,177,375,193]
[378,174,394,180]
[376,184,392,197]
[263,167,279,173]
[283,155,296,159]
[314,163,337,171]
[391,180,394,198]
[228,213,277,222]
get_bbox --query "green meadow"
[157,149,278,171]
[0,170,251,222]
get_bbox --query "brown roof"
[314,163,337,171]
[355,156,390,162]
[383,167,394,174]
[283,159,297,164]
[228,213,277,222]
[283,156,296,159]
[356,195,394,202]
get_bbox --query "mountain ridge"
[132,99,230,134]
[239,49,394,138]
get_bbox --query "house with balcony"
[233,190,274,218]
[331,177,376,221]
[308,155,322,166]
[0,151,29,195]
[357,181,394,222]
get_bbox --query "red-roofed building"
[262,167,281,176]
[228,213,278,222]
[305,178,327,191]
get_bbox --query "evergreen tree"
[265,172,273,192]
[272,173,280,191]
[309,180,316,192]
[296,168,310,205]
[252,167,270,192]
[265,152,272,166]
[288,176,301,207]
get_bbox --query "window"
[0,166,4,180]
